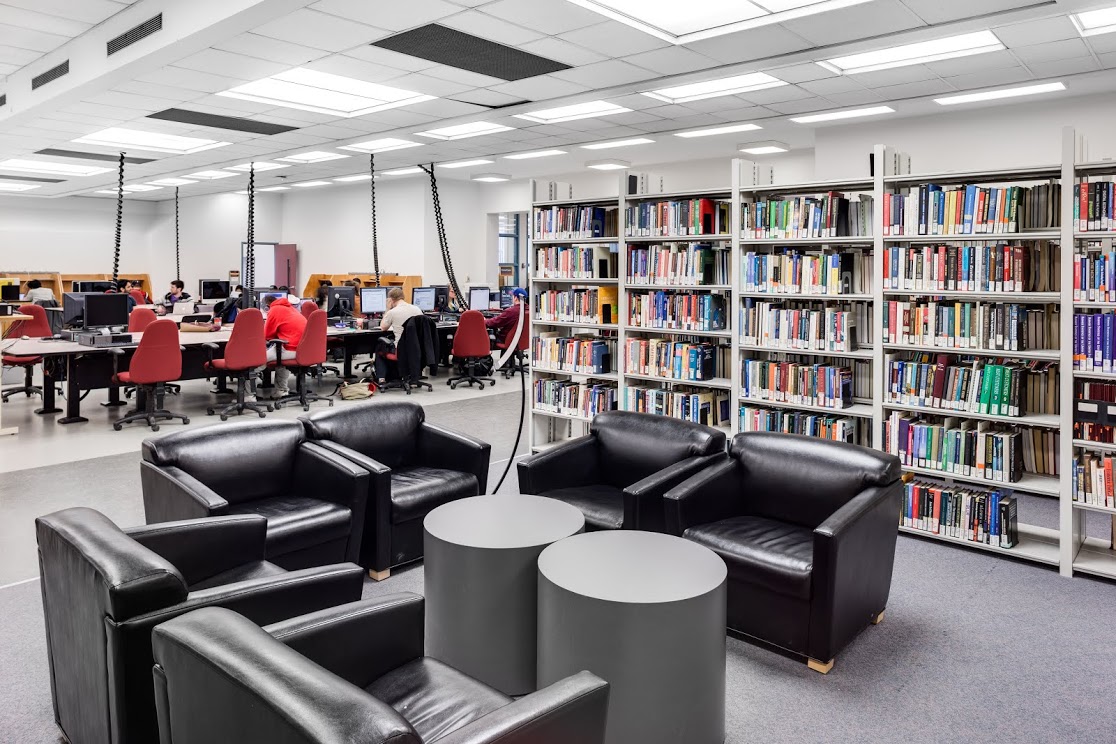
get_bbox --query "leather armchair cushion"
[684,516,814,600]
[390,466,477,524]
[188,560,287,591]
[592,411,726,489]
[366,657,512,742]
[225,496,351,557]
[539,485,625,531]
[302,401,424,469]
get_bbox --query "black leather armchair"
[140,419,369,570]
[301,401,490,580]
[664,432,902,673]
[35,507,364,744]
[517,410,726,532]
[152,595,610,744]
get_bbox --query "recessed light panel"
[514,100,631,124]
[439,159,494,168]
[384,167,424,175]
[147,178,197,186]
[472,173,510,182]
[276,151,350,164]
[338,138,423,154]
[227,162,289,172]
[185,170,238,180]
[790,105,894,123]
[218,68,435,117]
[0,183,40,192]
[566,0,871,43]
[581,138,655,150]
[819,31,1003,74]
[333,174,374,182]
[292,181,331,187]
[739,140,789,154]
[933,82,1065,106]
[259,186,291,191]
[643,72,787,103]
[415,121,513,140]
[0,159,112,176]
[674,122,761,138]
[587,159,630,171]
[503,150,567,160]
[96,185,163,194]
[1073,6,1116,36]
[72,128,230,154]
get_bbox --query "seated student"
[485,287,529,345]
[123,280,150,303]
[164,280,191,305]
[262,294,306,399]
[373,287,422,383]
[315,280,333,308]
[106,282,137,312]
[24,279,54,303]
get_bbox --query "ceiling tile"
[899,0,1035,25]
[799,76,866,95]
[943,66,1034,90]
[406,97,490,118]
[764,97,834,115]
[518,37,607,67]
[1085,33,1116,55]
[684,26,812,64]
[479,0,603,34]
[379,71,476,96]
[0,22,67,53]
[621,46,720,76]
[1012,38,1091,65]
[993,16,1079,48]
[296,123,369,139]
[0,45,41,67]
[606,110,666,126]
[174,49,289,81]
[549,59,658,87]
[1026,56,1101,77]
[212,33,330,67]
[439,10,545,46]
[0,0,128,25]
[924,49,1019,77]
[253,9,389,52]
[303,54,420,83]
[342,45,440,72]
[559,20,671,57]
[114,81,209,104]
[738,85,814,105]
[450,88,528,106]
[873,78,955,99]
[419,64,505,88]
[852,64,940,88]
[767,63,838,84]
[488,75,590,100]
[820,89,886,106]
[311,0,461,31]
[1098,52,1116,68]
[84,90,180,114]
[781,0,925,46]
[0,6,90,36]
[138,67,249,93]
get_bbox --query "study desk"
[0,313,33,436]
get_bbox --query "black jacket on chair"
[517,410,726,532]
[140,419,369,570]
[664,432,902,665]
[35,507,364,744]
[398,314,439,380]
[301,401,490,573]
[152,595,610,744]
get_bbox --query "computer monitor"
[0,285,18,302]
[62,292,90,327]
[84,293,129,329]
[74,281,115,293]
[360,287,387,315]
[200,280,230,300]
[430,285,450,311]
[325,286,355,317]
[499,288,515,309]
[258,292,285,313]
[412,287,436,312]
[469,286,491,310]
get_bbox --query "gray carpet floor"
[4,392,1116,742]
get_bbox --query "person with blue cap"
[485,287,529,344]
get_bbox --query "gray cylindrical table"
[424,494,584,695]
[537,531,727,744]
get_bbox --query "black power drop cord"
[370,154,380,287]
[420,163,468,309]
[111,152,124,285]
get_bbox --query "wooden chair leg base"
[872,611,885,625]
[807,658,834,674]
[368,568,391,581]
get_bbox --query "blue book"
[1096,313,1105,369]
[1106,314,1114,373]
[962,185,976,234]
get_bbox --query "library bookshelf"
[527,128,1116,580]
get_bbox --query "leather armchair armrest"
[436,671,609,744]
[662,458,743,536]
[140,461,228,523]
[418,422,492,493]
[311,440,394,571]
[517,436,600,494]
[293,442,370,564]
[265,594,424,690]
[809,482,903,662]
[624,453,726,531]
[125,515,267,587]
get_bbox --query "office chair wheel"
[219,414,228,421]
[302,404,310,411]
[206,407,215,416]
[266,404,274,412]
[182,417,190,424]
[257,411,266,417]
[151,425,160,432]
[113,423,122,431]
[489,380,495,386]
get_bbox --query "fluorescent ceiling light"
[186,170,238,180]
[383,167,423,176]
[674,122,761,138]
[513,100,630,124]
[587,159,630,171]
[934,81,1066,106]
[218,68,435,117]
[147,178,197,186]
[472,173,510,182]
[439,159,494,169]
[819,31,1004,74]
[415,121,513,140]
[790,105,894,123]
[277,151,349,164]
[259,186,291,191]
[643,73,787,103]
[0,159,111,176]
[566,0,871,43]
[582,138,655,150]
[1072,6,1116,36]
[338,138,423,154]
[0,183,40,192]
[72,127,230,154]
[233,191,248,195]
[503,149,567,160]
[739,140,789,154]
[292,181,331,188]
[227,162,289,172]
[96,185,164,194]
[333,174,374,182]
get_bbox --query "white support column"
[730,159,742,436]
[1060,126,1078,578]
[871,144,887,451]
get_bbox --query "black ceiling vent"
[373,24,570,81]
[108,14,163,56]
[36,148,155,165]
[31,61,69,91]
[451,95,531,110]
[146,108,299,135]
[0,174,65,184]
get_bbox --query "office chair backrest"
[729,432,901,528]
[592,410,727,489]
[142,420,305,504]
[299,300,316,319]
[4,303,52,339]
[295,310,328,366]
[301,401,423,469]
[129,307,157,333]
[451,310,490,357]
[130,289,148,305]
[130,319,182,385]
[224,308,268,370]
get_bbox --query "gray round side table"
[537,530,727,744]
[424,494,584,695]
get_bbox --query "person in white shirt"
[374,287,423,383]
[24,280,54,303]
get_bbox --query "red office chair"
[270,309,333,411]
[204,308,271,420]
[496,312,529,379]
[129,289,148,306]
[447,310,495,390]
[299,300,316,318]
[303,299,341,378]
[110,319,189,431]
[1,304,52,401]
[129,307,157,332]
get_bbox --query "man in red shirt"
[263,295,306,398]
[484,287,528,347]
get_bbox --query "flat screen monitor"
[74,281,115,293]
[200,280,230,300]
[500,288,514,309]
[0,285,19,301]
[326,286,355,317]
[469,286,491,310]
[360,287,387,314]
[412,287,436,312]
[430,285,449,311]
[258,292,285,313]
[84,293,129,329]
[62,292,90,326]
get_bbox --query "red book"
[1081,182,1090,231]
[697,198,715,234]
